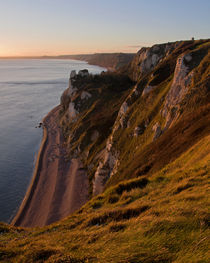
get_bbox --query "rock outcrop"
[59,70,133,195]
[152,123,162,141]
[142,85,156,96]
[129,42,179,81]
[5,39,210,263]
[59,39,210,198]
[162,53,193,128]
[92,40,210,194]
[61,69,91,122]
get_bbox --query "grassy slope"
[1,40,210,262]
[67,53,135,70]
[0,135,209,262]
[59,73,134,194]
[107,40,210,187]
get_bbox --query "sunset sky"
[0,0,209,56]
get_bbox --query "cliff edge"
[3,39,210,263]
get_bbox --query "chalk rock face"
[133,84,140,96]
[78,69,89,77]
[68,73,78,96]
[92,45,185,195]
[68,102,79,121]
[93,137,118,196]
[92,81,139,195]
[134,123,145,137]
[60,69,93,121]
[120,102,128,116]
[162,53,193,128]
[81,91,92,100]
[115,83,144,131]
[70,70,77,79]
[142,85,156,96]
[152,123,162,141]
[118,102,129,128]
[93,81,144,195]
[130,42,178,81]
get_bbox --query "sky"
[0,0,209,56]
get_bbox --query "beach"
[12,105,89,227]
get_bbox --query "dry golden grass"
[0,135,209,262]
[1,40,210,262]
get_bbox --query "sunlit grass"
[0,135,209,262]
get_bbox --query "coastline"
[11,106,52,226]
[12,105,89,227]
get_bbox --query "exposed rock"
[67,70,90,96]
[119,102,128,116]
[81,91,92,100]
[134,124,145,137]
[68,77,78,96]
[162,53,193,128]
[58,40,210,208]
[142,85,156,96]
[133,84,140,96]
[152,123,162,141]
[93,149,118,196]
[78,69,89,77]
[60,69,93,117]
[70,70,77,79]
[68,102,79,121]
[134,126,140,137]
[118,102,129,129]
[93,134,119,196]
[92,82,143,194]
[93,162,109,196]
[130,42,179,81]
[144,118,150,128]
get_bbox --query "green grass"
[0,135,209,262]
[105,39,210,188]
[1,40,209,262]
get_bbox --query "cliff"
[51,53,135,70]
[59,39,210,196]
[1,39,210,262]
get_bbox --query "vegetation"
[65,53,135,70]
[0,136,209,262]
[59,72,134,194]
[1,39,209,262]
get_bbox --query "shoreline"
[12,105,88,227]
[11,106,57,226]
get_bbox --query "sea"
[0,59,105,223]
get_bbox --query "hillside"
[53,53,135,70]
[0,53,134,71]
[1,39,210,262]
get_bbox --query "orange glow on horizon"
[0,44,140,58]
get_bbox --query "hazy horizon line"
[0,52,136,59]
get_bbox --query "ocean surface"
[0,59,105,223]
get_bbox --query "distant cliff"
[69,53,135,70]
[41,53,135,70]
[2,53,135,71]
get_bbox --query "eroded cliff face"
[59,70,134,194]
[59,39,210,196]
[92,39,210,194]
[161,53,193,128]
[3,39,210,262]
[128,42,179,81]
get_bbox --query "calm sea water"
[0,59,105,223]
